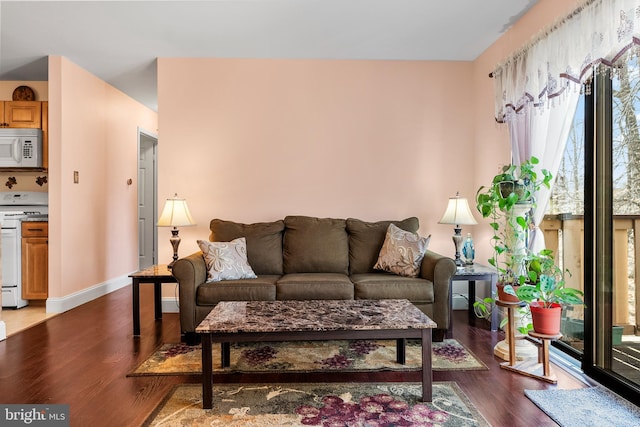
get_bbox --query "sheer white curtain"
[507,95,580,252]
[494,0,640,252]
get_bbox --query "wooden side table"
[448,263,498,338]
[129,264,177,336]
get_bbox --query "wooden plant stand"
[495,299,561,384]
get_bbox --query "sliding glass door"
[598,64,640,389]
[549,64,640,402]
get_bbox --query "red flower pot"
[530,302,562,335]
[497,283,520,302]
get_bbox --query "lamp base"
[169,228,181,267]
[452,226,463,266]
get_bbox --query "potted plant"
[508,249,585,335]
[472,156,553,333]
[475,156,553,294]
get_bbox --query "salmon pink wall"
[47,56,157,306]
[157,58,476,262]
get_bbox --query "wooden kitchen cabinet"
[0,101,42,128]
[21,221,48,300]
[0,100,48,170]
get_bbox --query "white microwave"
[0,128,42,168]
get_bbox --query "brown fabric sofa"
[172,215,456,343]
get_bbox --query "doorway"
[138,129,158,270]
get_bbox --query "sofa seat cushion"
[347,217,419,275]
[209,219,285,275]
[196,275,279,306]
[283,216,349,274]
[350,273,434,303]
[276,273,354,300]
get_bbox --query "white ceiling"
[0,0,538,111]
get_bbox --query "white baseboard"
[0,320,6,341]
[162,297,180,313]
[46,274,131,313]
[452,294,468,310]
[43,275,180,315]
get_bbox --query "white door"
[138,131,157,269]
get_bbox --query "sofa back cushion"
[209,219,284,275]
[283,216,349,274]
[346,217,419,275]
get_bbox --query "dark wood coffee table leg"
[396,338,406,364]
[202,334,213,409]
[421,328,432,402]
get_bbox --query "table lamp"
[438,192,477,266]
[157,193,196,267]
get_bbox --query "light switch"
[74,171,79,184]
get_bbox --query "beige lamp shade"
[157,194,196,227]
[438,194,477,226]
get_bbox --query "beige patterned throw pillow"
[198,238,257,282]
[373,223,430,277]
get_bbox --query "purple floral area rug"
[143,382,490,427]
[128,339,487,376]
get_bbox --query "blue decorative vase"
[462,233,475,265]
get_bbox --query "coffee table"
[196,299,437,409]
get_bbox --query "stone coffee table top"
[196,299,437,334]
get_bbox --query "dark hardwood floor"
[0,286,589,426]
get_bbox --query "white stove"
[0,192,48,308]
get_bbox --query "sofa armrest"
[172,251,208,334]
[420,250,456,330]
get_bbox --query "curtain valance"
[494,0,640,122]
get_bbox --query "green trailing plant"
[473,156,555,334]
[475,156,553,284]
